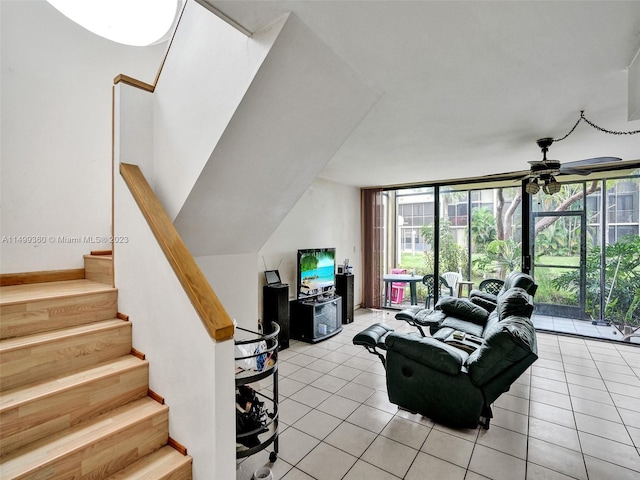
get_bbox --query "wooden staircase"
[0,254,192,479]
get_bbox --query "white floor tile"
[527,437,588,480]
[297,442,357,480]
[278,427,321,466]
[325,422,377,457]
[289,385,333,408]
[468,444,526,480]
[578,431,640,472]
[293,409,343,440]
[346,404,394,434]
[342,460,401,480]
[361,436,418,478]
[316,394,361,420]
[477,425,528,459]
[574,412,634,446]
[528,417,581,452]
[380,416,431,450]
[421,428,474,468]
[335,381,375,403]
[405,452,466,480]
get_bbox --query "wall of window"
[387,184,523,306]
[382,172,639,331]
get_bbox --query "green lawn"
[397,253,426,272]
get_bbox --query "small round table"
[457,280,474,298]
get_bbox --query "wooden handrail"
[119,163,234,341]
[113,74,154,92]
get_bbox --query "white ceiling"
[209,1,640,188]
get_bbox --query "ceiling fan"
[524,137,621,195]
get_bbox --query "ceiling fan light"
[545,177,561,195]
[525,179,540,194]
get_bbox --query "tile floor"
[533,314,640,344]
[237,309,640,480]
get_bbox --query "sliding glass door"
[530,200,587,319]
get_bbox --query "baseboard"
[0,269,85,287]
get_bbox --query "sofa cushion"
[466,316,537,386]
[436,297,490,325]
[502,271,537,296]
[496,287,533,320]
[439,317,485,337]
[469,294,498,313]
[385,334,468,375]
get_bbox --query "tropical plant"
[420,219,468,274]
[535,222,568,256]
[470,207,496,253]
[472,238,521,279]
[553,235,640,326]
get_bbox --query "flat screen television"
[297,248,336,300]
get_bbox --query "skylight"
[47,0,182,46]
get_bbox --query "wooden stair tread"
[0,318,127,351]
[0,259,192,478]
[0,355,146,411]
[0,279,116,306]
[0,355,148,456]
[104,445,192,480]
[0,397,168,478]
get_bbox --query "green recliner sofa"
[354,275,538,429]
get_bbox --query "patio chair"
[422,274,453,309]
[391,268,407,304]
[478,278,504,295]
[442,271,463,296]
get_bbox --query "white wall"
[0,1,166,273]
[258,177,362,329]
[152,0,286,222]
[195,252,258,331]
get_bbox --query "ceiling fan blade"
[561,157,622,168]
[558,167,591,176]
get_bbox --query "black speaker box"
[263,284,290,349]
[336,273,354,323]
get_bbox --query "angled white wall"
[152,0,287,221]
[173,13,380,256]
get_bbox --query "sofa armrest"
[394,305,424,322]
[385,333,469,375]
[395,308,446,336]
[353,323,394,350]
[467,316,537,387]
[413,309,447,327]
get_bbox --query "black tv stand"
[290,296,342,343]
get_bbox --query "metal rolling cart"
[234,322,279,463]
